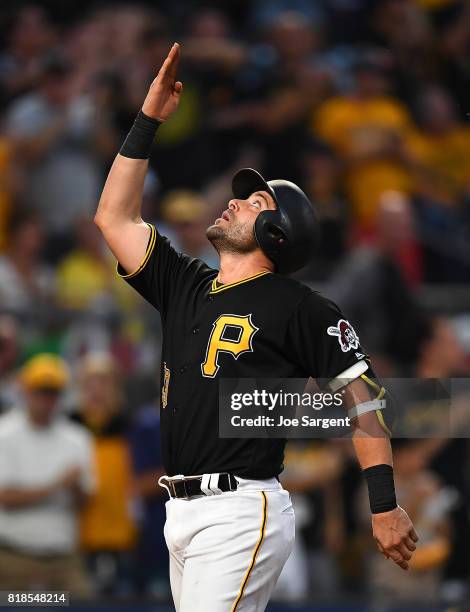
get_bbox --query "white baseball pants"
[162,476,295,612]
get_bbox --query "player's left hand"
[371,505,419,571]
[142,43,183,122]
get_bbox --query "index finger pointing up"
[157,43,180,80]
[165,43,181,79]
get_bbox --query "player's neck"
[217,251,273,285]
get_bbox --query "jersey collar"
[209,271,271,294]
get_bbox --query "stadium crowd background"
[0,0,470,609]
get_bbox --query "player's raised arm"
[94,43,183,275]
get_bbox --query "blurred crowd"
[0,0,470,606]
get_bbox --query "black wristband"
[119,110,161,159]
[363,464,397,514]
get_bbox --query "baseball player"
[95,43,418,611]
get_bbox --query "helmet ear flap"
[254,210,285,268]
[265,222,286,244]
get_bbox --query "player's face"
[206,191,276,254]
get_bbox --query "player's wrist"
[363,463,397,514]
[119,110,161,159]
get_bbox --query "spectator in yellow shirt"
[56,217,136,312]
[313,51,412,230]
[69,352,136,595]
[407,85,470,207]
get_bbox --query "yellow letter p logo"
[201,314,259,378]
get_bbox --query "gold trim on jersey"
[161,362,171,409]
[209,271,271,294]
[117,223,156,279]
[231,491,268,612]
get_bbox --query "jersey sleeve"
[286,291,370,388]
[116,223,212,317]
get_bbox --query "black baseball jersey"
[118,224,368,479]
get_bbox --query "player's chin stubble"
[206,222,257,255]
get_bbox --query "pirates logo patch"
[327,319,360,352]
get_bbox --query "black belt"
[163,473,238,499]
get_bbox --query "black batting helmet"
[232,168,319,274]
